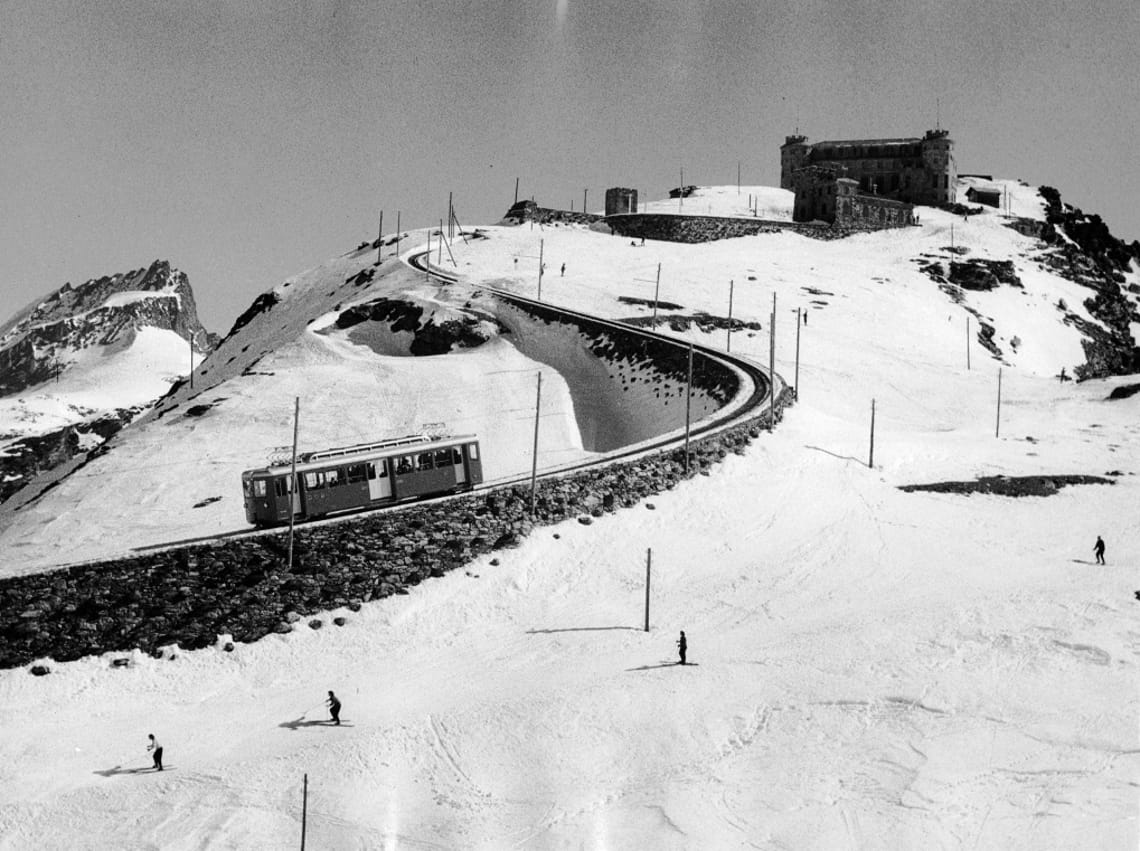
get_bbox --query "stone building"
[781,129,956,208]
[790,165,915,228]
[605,187,638,216]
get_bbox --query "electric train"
[241,433,483,527]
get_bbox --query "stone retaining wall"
[0,388,793,670]
[604,213,820,243]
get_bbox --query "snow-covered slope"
[0,260,215,502]
[0,183,1136,849]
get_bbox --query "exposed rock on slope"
[0,260,217,502]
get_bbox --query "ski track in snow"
[1,183,1138,848]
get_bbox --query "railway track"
[129,243,783,555]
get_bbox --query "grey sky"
[3,0,1137,330]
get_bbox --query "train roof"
[242,433,478,476]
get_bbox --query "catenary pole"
[795,307,801,400]
[653,263,661,327]
[189,333,194,390]
[530,371,542,516]
[768,293,776,431]
[583,188,588,214]
[376,211,383,265]
[537,239,544,300]
[726,279,735,352]
[448,192,453,240]
[287,397,299,573]
[438,220,444,264]
[644,549,652,632]
[395,211,401,258]
[514,177,519,206]
[684,343,693,473]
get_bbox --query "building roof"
[812,137,923,148]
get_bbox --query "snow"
[0,183,1137,848]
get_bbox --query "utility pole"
[376,211,383,265]
[684,343,694,473]
[679,167,684,211]
[287,397,299,572]
[448,192,453,240]
[768,293,776,431]
[869,398,876,468]
[644,549,652,632]
[537,239,544,300]
[794,307,801,400]
[438,220,444,265]
[726,279,735,352]
[583,188,588,214]
[995,367,1003,438]
[652,263,661,327]
[966,316,971,370]
[300,773,308,851]
[395,211,401,257]
[737,161,741,194]
[530,371,542,516]
[514,177,519,206]
[425,228,431,281]
[189,332,194,390]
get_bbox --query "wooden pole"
[794,307,801,400]
[287,397,299,572]
[726,279,734,352]
[448,192,453,240]
[966,316,971,370]
[684,343,693,473]
[869,398,876,468]
[425,228,430,281]
[376,211,383,265]
[438,220,444,264]
[652,263,661,327]
[530,372,542,516]
[644,549,652,632]
[514,177,519,206]
[995,367,1003,438]
[768,293,776,431]
[189,333,194,390]
[395,211,401,257]
[537,239,544,300]
[300,773,307,851]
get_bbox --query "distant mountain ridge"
[0,259,217,503]
[0,259,217,397]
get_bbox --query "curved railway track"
[133,242,783,554]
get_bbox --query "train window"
[468,443,479,460]
[274,478,290,497]
[451,447,462,464]
[346,463,367,484]
[242,478,252,497]
[417,452,434,471]
[434,449,453,467]
[304,471,326,490]
[328,469,345,488]
[254,480,268,497]
[396,456,413,474]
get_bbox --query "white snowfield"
[0,183,1137,849]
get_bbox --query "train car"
[241,433,483,527]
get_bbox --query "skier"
[1059,367,1067,383]
[147,734,163,771]
[677,630,687,665]
[1094,536,1106,565]
[327,690,342,726]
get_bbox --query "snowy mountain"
[0,260,216,503]
[0,180,1138,848]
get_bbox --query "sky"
[3,0,1138,332]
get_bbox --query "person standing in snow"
[327,690,341,725]
[1094,536,1106,565]
[677,631,687,665]
[147,734,163,771]
[560,262,566,277]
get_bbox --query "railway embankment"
[0,387,792,671]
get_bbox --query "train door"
[367,458,392,501]
[464,442,483,485]
[452,445,468,486]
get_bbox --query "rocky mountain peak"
[0,260,218,397]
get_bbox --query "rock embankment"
[0,390,792,670]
